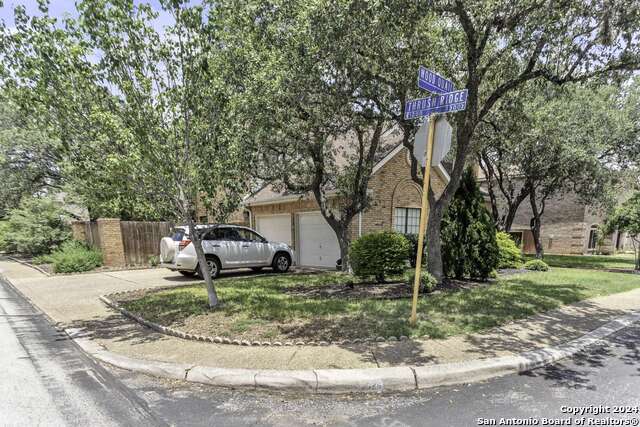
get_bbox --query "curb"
[7,256,51,276]
[68,310,640,394]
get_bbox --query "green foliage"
[148,255,159,267]
[606,192,640,270]
[350,231,411,283]
[3,197,71,256]
[38,240,103,273]
[0,221,12,253]
[407,270,437,293]
[524,259,550,271]
[442,168,500,280]
[496,232,523,269]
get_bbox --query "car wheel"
[251,267,263,272]
[197,256,221,279]
[179,271,196,277]
[272,253,290,273]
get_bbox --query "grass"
[121,268,640,342]
[524,253,636,270]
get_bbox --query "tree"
[226,0,640,281]
[2,196,71,256]
[218,0,415,270]
[0,100,63,218]
[441,168,499,279]
[1,1,251,307]
[605,193,640,270]
[479,81,639,234]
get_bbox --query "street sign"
[404,89,468,119]
[417,66,455,94]
[412,116,452,167]
[412,120,429,167]
[432,116,452,166]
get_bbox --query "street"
[1,275,639,427]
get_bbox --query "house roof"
[244,135,451,207]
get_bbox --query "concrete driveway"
[0,259,202,325]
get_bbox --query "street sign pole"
[410,114,436,326]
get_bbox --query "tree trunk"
[632,237,640,271]
[528,190,544,259]
[337,232,351,273]
[187,219,219,308]
[425,201,445,283]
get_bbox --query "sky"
[0,0,176,29]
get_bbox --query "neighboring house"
[478,177,633,255]
[239,144,450,267]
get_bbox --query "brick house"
[239,143,450,267]
[478,177,633,255]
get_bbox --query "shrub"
[524,259,549,271]
[42,240,103,273]
[350,231,411,282]
[3,196,71,256]
[496,232,523,269]
[406,270,437,293]
[405,234,426,267]
[148,255,159,267]
[441,168,499,280]
[0,221,13,253]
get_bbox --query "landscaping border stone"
[100,290,422,346]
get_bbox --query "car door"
[201,228,231,267]
[218,227,244,267]
[238,228,270,266]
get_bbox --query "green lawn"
[121,268,640,342]
[524,253,637,270]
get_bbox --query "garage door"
[298,212,340,268]
[255,215,292,245]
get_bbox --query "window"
[199,215,208,223]
[393,208,421,235]
[588,225,598,250]
[237,228,265,242]
[204,227,241,241]
[171,228,186,241]
[508,232,523,247]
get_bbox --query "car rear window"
[171,229,186,241]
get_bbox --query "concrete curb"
[7,256,51,276]
[68,310,640,394]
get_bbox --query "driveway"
[0,259,201,325]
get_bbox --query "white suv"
[159,225,294,278]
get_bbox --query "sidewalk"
[2,257,639,373]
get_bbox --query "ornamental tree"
[1,1,251,307]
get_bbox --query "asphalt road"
[2,275,639,427]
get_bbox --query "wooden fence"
[120,221,174,265]
[83,221,101,249]
[71,219,174,266]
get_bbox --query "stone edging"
[67,311,640,394]
[100,290,412,346]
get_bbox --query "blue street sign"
[404,89,468,120]
[418,66,455,94]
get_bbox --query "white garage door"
[255,215,292,245]
[298,212,340,268]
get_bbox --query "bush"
[0,221,13,253]
[2,196,71,256]
[496,232,523,269]
[405,234,426,267]
[350,231,411,282]
[524,259,549,271]
[407,270,437,293]
[441,168,499,280]
[40,240,103,273]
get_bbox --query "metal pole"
[410,115,436,326]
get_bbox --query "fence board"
[120,221,173,266]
